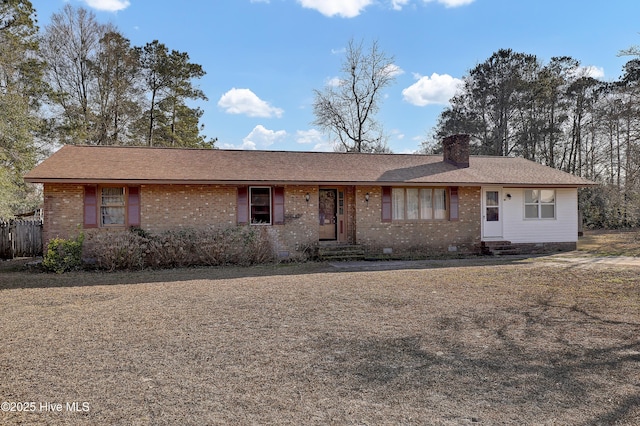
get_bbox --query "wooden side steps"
[481,241,521,256]
[317,244,365,261]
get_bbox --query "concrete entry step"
[481,241,521,256]
[317,244,365,261]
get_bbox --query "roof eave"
[24,177,599,187]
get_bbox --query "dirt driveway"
[0,251,638,425]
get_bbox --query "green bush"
[43,233,85,273]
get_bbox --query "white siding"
[501,187,578,243]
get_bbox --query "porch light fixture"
[305,193,310,203]
[365,192,370,204]
[506,193,512,200]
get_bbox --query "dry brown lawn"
[578,229,640,257]
[0,232,639,425]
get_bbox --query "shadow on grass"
[0,255,536,290]
[310,303,640,424]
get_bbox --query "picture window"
[391,188,447,221]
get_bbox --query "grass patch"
[578,229,640,256]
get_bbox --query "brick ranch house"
[24,135,595,258]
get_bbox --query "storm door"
[319,189,337,240]
[482,187,503,239]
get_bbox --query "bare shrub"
[146,229,198,268]
[84,231,147,271]
[189,226,274,266]
[84,226,275,271]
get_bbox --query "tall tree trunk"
[148,88,156,146]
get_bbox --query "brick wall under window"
[42,183,482,256]
[356,186,481,255]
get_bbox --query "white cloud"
[221,140,258,150]
[298,0,473,16]
[570,65,605,79]
[218,88,284,118]
[326,77,343,87]
[296,129,335,152]
[384,63,405,77]
[297,0,373,18]
[244,125,287,149]
[391,0,410,10]
[423,0,475,7]
[397,148,418,154]
[82,0,130,12]
[296,129,323,145]
[312,141,337,152]
[402,72,462,106]
[390,129,405,140]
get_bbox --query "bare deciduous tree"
[41,4,114,143]
[312,39,397,153]
[41,5,212,148]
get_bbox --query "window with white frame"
[524,189,555,219]
[100,187,126,226]
[250,187,271,224]
[392,188,447,220]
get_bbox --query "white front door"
[482,187,503,239]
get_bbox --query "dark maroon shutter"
[273,187,285,225]
[237,186,249,224]
[84,185,98,228]
[450,187,459,221]
[381,187,392,223]
[128,186,141,227]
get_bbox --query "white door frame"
[482,187,503,240]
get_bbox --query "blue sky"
[30,0,640,153]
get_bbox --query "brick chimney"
[443,134,470,168]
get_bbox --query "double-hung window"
[101,187,126,226]
[524,189,555,219]
[237,186,284,225]
[84,185,140,229]
[250,187,272,224]
[391,188,447,220]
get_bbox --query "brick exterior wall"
[42,183,322,259]
[42,183,482,258]
[344,186,357,244]
[270,185,318,258]
[140,184,237,233]
[42,184,85,245]
[354,186,481,256]
[141,184,322,259]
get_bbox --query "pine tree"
[0,0,46,216]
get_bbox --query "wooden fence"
[0,219,43,259]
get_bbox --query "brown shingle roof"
[24,145,596,187]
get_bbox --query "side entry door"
[482,188,503,239]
